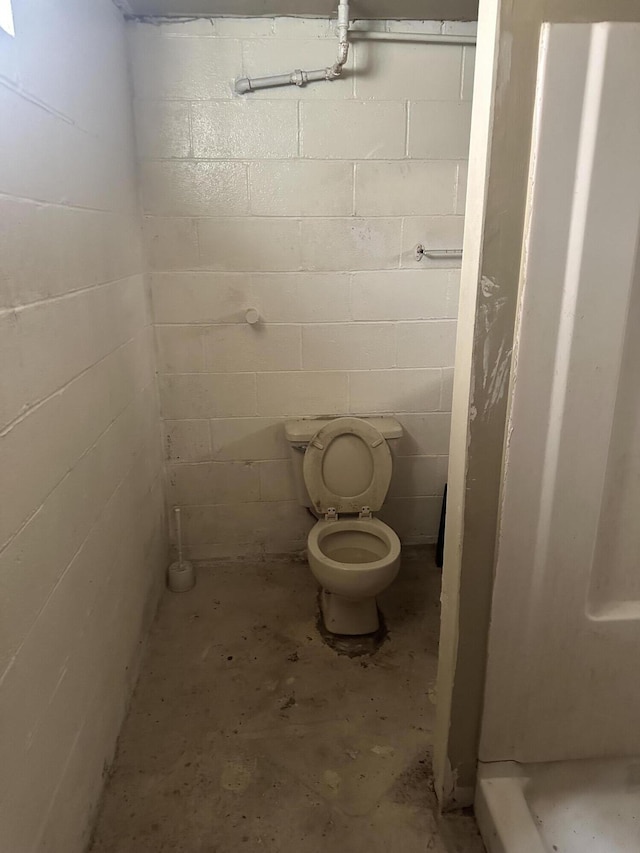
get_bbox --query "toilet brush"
[168,507,195,592]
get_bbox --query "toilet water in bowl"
[330,546,378,563]
[321,530,387,565]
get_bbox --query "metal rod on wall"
[415,246,464,261]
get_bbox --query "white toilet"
[285,416,403,636]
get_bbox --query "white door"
[480,21,640,763]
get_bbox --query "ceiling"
[123,0,478,21]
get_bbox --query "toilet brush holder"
[168,507,195,593]
[168,559,195,592]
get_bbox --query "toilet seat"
[303,417,392,516]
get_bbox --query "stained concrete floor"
[89,549,484,853]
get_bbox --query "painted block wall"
[0,1,167,850]
[129,17,475,558]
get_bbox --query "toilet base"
[320,589,379,635]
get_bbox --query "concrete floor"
[89,548,484,853]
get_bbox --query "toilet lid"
[303,417,392,515]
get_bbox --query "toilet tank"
[284,416,403,509]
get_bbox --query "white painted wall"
[129,17,474,558]
[0,2,167,849]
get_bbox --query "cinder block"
[447,270,461,317]
[389,455,448,498]
[400,215,465,269]
[203,324,302,372]
[168,461,260,505]
[129,31,241,99]
[249,161,353,216]
[209,417,289,461]
[0,278,148,431]
[378,496,442,542]
[0,86,72,206]
[215,18,274,37]
[198,218,302,271]
[442,21,478,37]
[300,101,405,158]
[143,217,199,272]
[301,218,401,271]
[258,459,297,502]
[191,101,298,159]
[257,371,349,416]
[351,270,451,321]
[251,273,351,323]
[134,100,191,159]
[0,386,159,678]
[396,320,457,368]
[145,18,273,38]
[354,40,462,100]
[155,325,205,373]
[355,161,457,216]
[150,272,252,324]
[303,323,395,370]
[408,101,472,159]
[394,413,452,456]
[1,82,137,210]
[272,18,332,38]
[349,368,441,414]
[0,348,99,535]
[164,420,212,462]
[159,373,256,419]
[141,161,248,216]
[0,200,83,310]
[180,500,311,554]
[151,271,351,325]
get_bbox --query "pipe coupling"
[290,69,307,87]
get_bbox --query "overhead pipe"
[350,30,476,45]
[235,0,350,95]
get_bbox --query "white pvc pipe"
[234,6,476,95]
[235,0,350,95]
[331,0,350,77]
[236,67,331,94]
[351,30,476,45]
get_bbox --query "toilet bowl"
[308,515,400,635]
[285,416,403,636]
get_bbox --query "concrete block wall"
[0,1,166,850]
[129,16,475,558]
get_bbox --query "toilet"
[285,416,403,636]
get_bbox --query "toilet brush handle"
[175,507,184,565]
